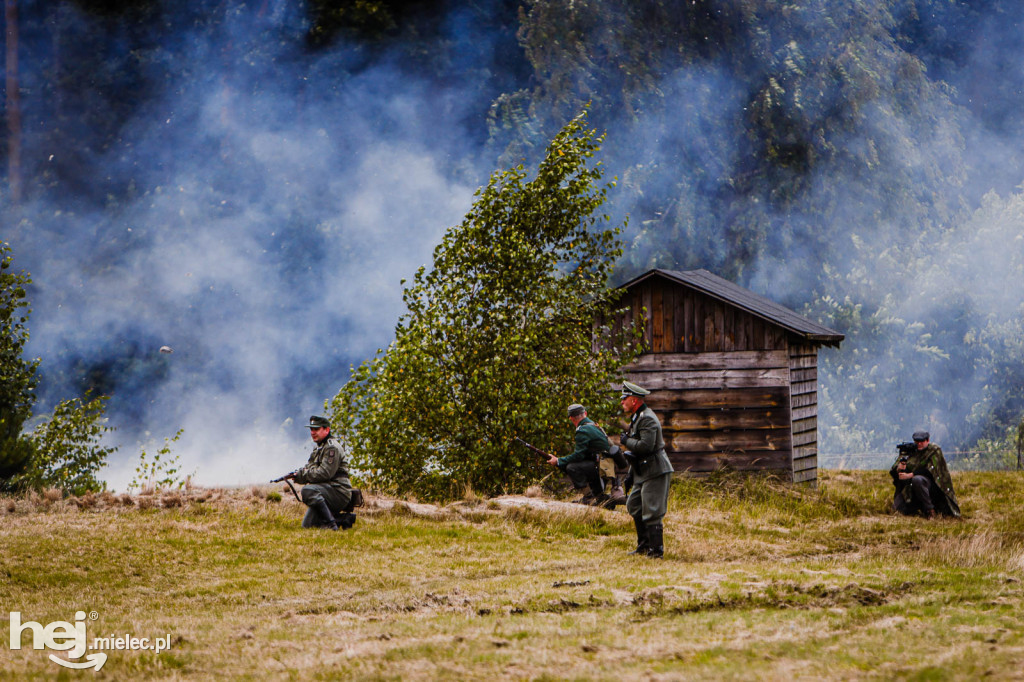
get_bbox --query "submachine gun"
[270,471,366,509]
[271,471,301,503]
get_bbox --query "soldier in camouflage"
[284,416,357,531]
[890,431,961,519]
[619,381,674,558]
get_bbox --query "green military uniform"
[294,416,356,529]
[889,438,961,518]
[557,414,610,502]
[557,416,610,466]
[620,382,674,557]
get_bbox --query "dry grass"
[1,471,1024,680]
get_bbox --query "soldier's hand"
[545,454,559,467]
[619,431,630,443]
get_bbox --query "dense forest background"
[3,0,1024,485]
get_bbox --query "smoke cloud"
[499,0,1024,462]
[6,0,1024,485]
[6,2,502,488]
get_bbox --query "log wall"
[623,351,794,479]
[613,275,830,483]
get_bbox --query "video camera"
[895,441,916,463]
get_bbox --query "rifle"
[514,437,555,461]
[271,471,301,503]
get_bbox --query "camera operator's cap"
[620,381,650,399]
[307,415,331,429]
[567,403,586,417]
[912,431,930,442]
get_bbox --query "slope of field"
[2,471,1023,680]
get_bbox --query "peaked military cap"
[620,381,650,399]
[912,431,930,442]
[567,403,586,417]
[307,415,331,429]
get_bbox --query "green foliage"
[329,111,639,499]
[0,242,119,494]
[16,396,117,495]
[954,429,1019,472]
[0,242,40,487]
[129,429,187,492]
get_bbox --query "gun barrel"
[514,437,553,459]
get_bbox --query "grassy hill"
[2,470,1023,680]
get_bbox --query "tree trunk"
[5,0,22,204]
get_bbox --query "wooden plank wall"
[623,350,794,478]
[789,343,819,486]
[619,279,790,353]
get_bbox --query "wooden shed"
[615,268,844,485]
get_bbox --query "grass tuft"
[70,492,97,509]
[160,491,185,508]
[916,529,1024,571]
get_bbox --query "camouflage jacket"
[889,443,961,518]
[621,404,674,483]
[293,435,353,496]
[557,417,610,468]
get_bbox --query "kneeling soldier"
[284,416,358,531]
[891,431,961,519]
[619,382,674,558]
[545,403,610,506]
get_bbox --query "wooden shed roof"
[619,268,845,347]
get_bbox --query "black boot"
[646,523,664,558]
[312,500,339,531]
[628,516,649,555]
[334,512,357,530]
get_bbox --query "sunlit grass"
[1,471,1024,679]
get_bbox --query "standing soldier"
[619,381,674,558]
[283,416,357,531]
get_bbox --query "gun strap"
[285,478,302,504]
